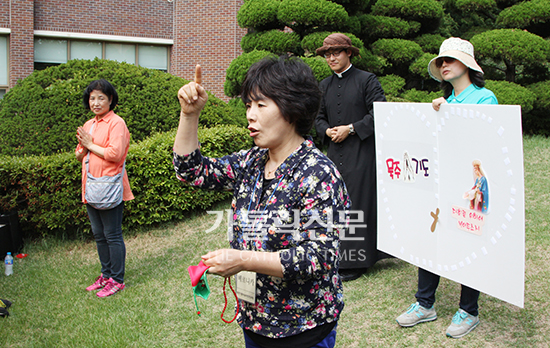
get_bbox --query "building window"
[0,35,8,99]
[105,43,136,65]
[138,45,168,70]
[70,41,102,60]
[34,38,169,72]
[34,38,68,70]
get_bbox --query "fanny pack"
[84,122,125,210]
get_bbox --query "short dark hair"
[82,79,119,111]
[241,55,321,136]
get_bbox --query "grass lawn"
[1,135,549,347]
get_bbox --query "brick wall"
[5,0,247,100]
[172,0,246,99]
[9,0,34,87]
[34,0,173,39]
[0,1,9,28]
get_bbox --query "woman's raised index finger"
[194,64,202,85]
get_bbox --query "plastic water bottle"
[4,252,13,276]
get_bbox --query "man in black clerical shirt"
[315,33,389,281]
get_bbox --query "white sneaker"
[396,302,437,327]
[446,309,479,338]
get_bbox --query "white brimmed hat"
[428,37,483,82]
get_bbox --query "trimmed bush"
[378,74,406,98]
[301,31,332,56]
[471,29,550,83]
[372,39,424,65]
[353,47,389,76]
[528,80,550,111]
[525,80,550,135]
[409,53,437,80]
[331,0,371,14]
[496,0,550,37]
[0,59,245,156]
[371,0,444,32]
[228,97,247,121]
[241,30,302,55]
[237,0,283,31]
[302,56,333,82]
[344,15,362,37]
[402,88,442,103]
[278,0,348,35]
[436,12,458,38]
[359,14,421,40]
[0,125,253,239]
[455,0,497,13]
[485,80,536,113]
[224,50,276,98]
[414,33,446,54]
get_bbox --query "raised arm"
[173,65,209,156]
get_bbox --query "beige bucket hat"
[428,37,483,82]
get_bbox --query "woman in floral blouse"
[173,56,350,348]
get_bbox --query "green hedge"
[237,0,283,31]
[302,56,333,82]
[344,15,362,37]
[525,80,550,135]
[0,59,246,156]
[455,0,497,13]
[224,50,276,98]
[372,39,424,65]
[371,0,444,26]
[401,88,442,103]
[301,31,332,56]
[378,74,406,98]
[485,80,536,114]
[0,125,253,239]
[496,0,550,37]
[359,14,421,40]
[278,0,348,35]
[241,30,302,55]
[414,33,446,54]
[409,52,436,80]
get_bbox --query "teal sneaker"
[446,309,479,338]
[396,302,437,327]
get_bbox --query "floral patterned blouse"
[173,138,350,339]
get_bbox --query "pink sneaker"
[86,275,108,291]
[97,278,125,298]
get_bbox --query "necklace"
[265,155,278,177]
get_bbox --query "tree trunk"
[504,59,516,83]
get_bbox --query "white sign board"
[374,102,525,308]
